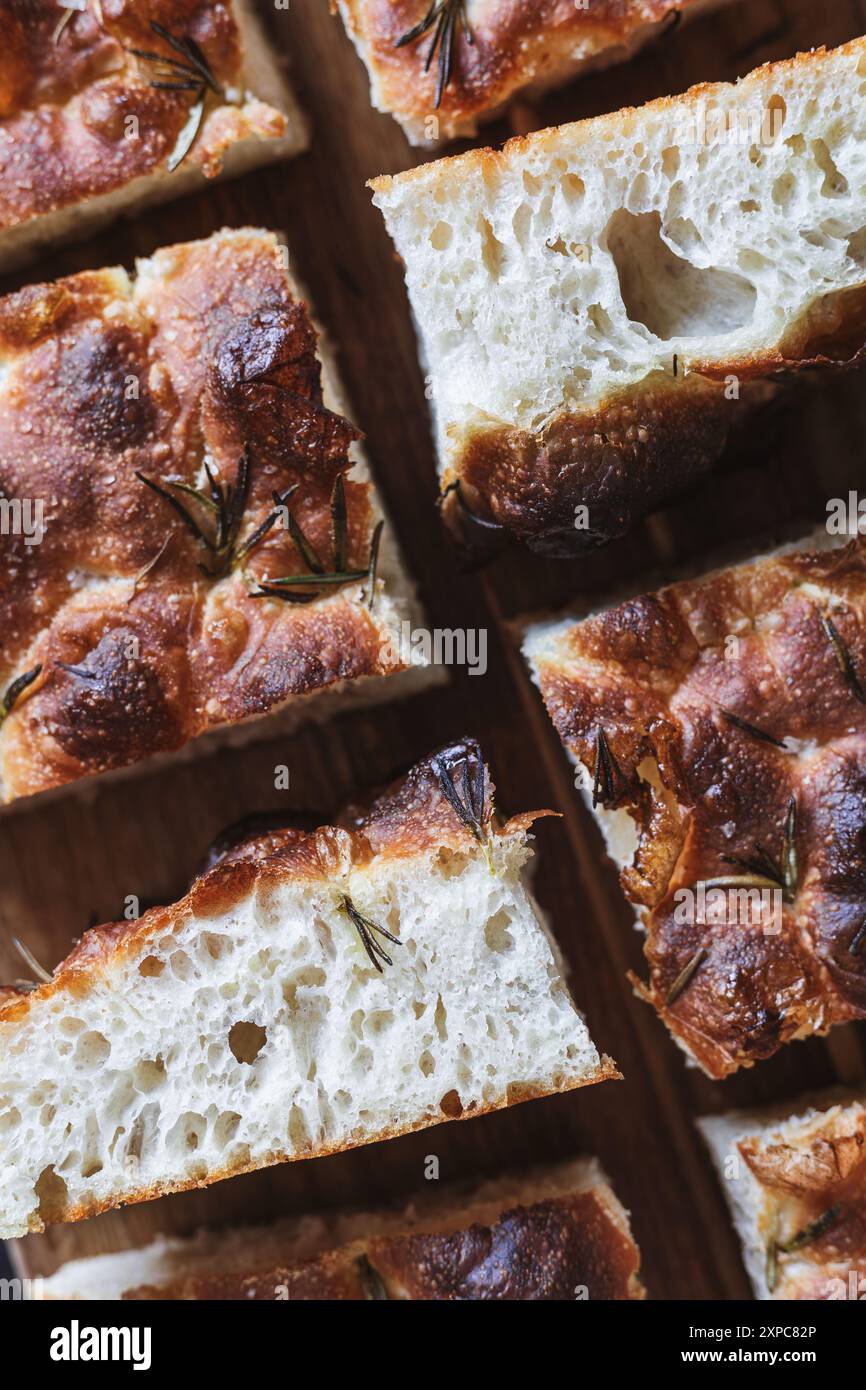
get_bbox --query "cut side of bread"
[523,533,866,1077]
[372,38,866,555]
[0,0,307,272]
[0,739,617,1240]
[699,1091,866,1300]
[0,227,432,808]
[39,1157,644,1299]
[335,1,729,147]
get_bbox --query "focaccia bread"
[39,1158,643,1299]
[334,1,725,147]
[524,534,866,1078]
[372,38,866,556]
[700,1093,866,1300]
[0,226,430,808]
[0,0,307,272]
[0,738,617,1239]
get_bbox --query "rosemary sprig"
[821,611,866,705]
[850,919,866,956]
[128,536,172,603]
[720,709,788,750]
[53,6,76,44]
[665,946,708,1008]
[341,895,401,974]
[432,745,494,872]
[781,796,798,901]
[136,455,291,579]
[777,1205,841,1255]
[129,21,223,171]
[766,1202,841,1286]
[591,727,621,809]
[365,521,384,611]
[718,797,798,903]
[11,935,51,984]
[331,474,348,575]
[704,873,781,892]
[395,0,473,109]
[249,479,381,609]
[356,1255,389,1300]
[0,665,42,724]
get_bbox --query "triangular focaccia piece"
[0,739,617,1239]
[372,38,866,556]
[700,1093,866,1300]
[0,227,430,807]
[334,1,728,147]
[524,534,866,1078]
[40,1158,644,1300]
[0,0,307,270]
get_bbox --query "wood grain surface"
[4,0,866,1300]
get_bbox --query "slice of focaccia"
[0,739,617,1239]
[39,1158,644,1299]
[334,0,726,147]
[371,38,866,556]
[524,534,866,1077]
[0,0,307,272]
[0,226,429,808]
[700,1092,866,1300]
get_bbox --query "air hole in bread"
[139,955,164,978]
[202,933,232,962]
[213,1111,240,1147]
[484,909,514,952]
[439,1088,463,1117]
[812,139,849,196]
[133,1059,166,1093]
[434,994,448,1041]
[560,172,585,203]
[847,228,866,266]
[228,1021,267,1064]
[167,1111,206,1153]
[35,1164,68,1223]
[766,93,787,141]
[419,1049,435,1076]
[606,209,757,339]
[430,221,452,251]
[75,1031,111,1068]
[287,1104,308,1148]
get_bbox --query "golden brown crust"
[0,229,412,804]
[533,536,866,1077]
[0,737,547,1017]
[0,738,617,1231]
[0,1,291,235]
[373,37,866,556]
[123,1184,644,1300]
[738,1101,866,1300]
[445,322,866,560]
[339,0,689,141]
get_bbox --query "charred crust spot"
[56,325,154,447]
[50,629,184,769]
[208,301,361,477]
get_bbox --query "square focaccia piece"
[700,1093,866,1300]
[39,1157,644,1300]
[0,739,617,1239]
[0,227,429,808]
[524,534,866,1078]
[372,38,866,556]
[0,0,307,270]
[335,1,725,146]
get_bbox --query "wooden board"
[4,0,866,1299]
